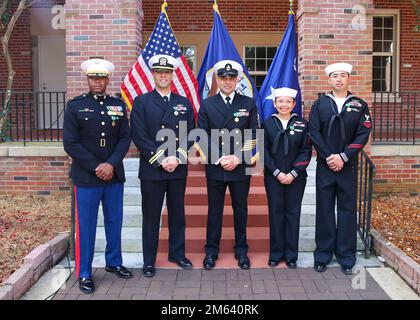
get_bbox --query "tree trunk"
[0,0,35,142]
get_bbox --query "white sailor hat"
[148,54,179,71]
[213,60,243,77]
[81,58,115,77]
[271,87,298,100]
[324,63,352,76]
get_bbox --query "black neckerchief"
[325,92,355,147]
[270,114,298,155]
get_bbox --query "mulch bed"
[372,195,420,264]
[0,195,71,285]
[0,194,418,285]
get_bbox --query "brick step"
[161,206,316,227]
[183,187,316,206]
[125,171,316,188]
[158,226,319,253]
[95,227,142,253]
[186,171,267,187]
[98,206,142,227]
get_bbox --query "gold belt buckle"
[100,139,106,147]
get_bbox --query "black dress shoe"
[314,262,327,273]
[78,277,95,294]
[105,265,133,279]
[268,259,280,267]
[341,265,353,275]
[168,257,193,270]
[236,255,251,270]
[286,260,297,269]
[203,255,217,270]
[142,265,156,278]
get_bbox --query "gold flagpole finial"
[289,0,294,14]
[162,0,168,12]
[213,0,220,14]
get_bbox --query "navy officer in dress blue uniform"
[198,60,259,270]
[309,63,372,275]
[130,54,196,278]
[63,58,133,294]
[263,87,312,269]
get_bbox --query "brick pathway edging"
[0,232,69,300]
[371,229,420,295]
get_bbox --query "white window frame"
[243,45,278,89]
[180,45,197,75]
[372,9,401,98]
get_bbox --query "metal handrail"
[357,150,376,258]
[0,91,67,143]
[372,91,419,145]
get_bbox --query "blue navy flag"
[259,12,302,121]
[197,3,260,108]
[196,3,261,164]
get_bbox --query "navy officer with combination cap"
[309,62,372,275]
[198,60,259,270]
[130,54,196,278]
[63,58,133,294]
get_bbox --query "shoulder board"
[69,94,88,101]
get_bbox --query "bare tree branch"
[0,0,37,141]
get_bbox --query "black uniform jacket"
[197,92,260,182]
[130,89,196,181]
[309,92,372,166]
[63,92,131,187]
[263,113,312,178]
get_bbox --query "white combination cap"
[148,54,179,71]
[81,58,115,77]
[213,60,243,77]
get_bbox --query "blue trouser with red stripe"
[74,183,124,279]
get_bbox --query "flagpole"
[162,0,168,13]
[213,0,220,15]
[289,0,294,15]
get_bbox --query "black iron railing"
[0,91,67,143]
[357,150,376,258]
[372,92,419,145]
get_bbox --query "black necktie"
[225,96,231,108]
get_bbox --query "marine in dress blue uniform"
[309,63,372,275]
[198,60,259,270]
[130,54,196,278]
[263,88,312,269]
[63,59,133,294]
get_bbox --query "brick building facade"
[0,0,419,195]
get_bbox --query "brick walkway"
[53,267,390,300]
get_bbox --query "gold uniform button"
[175,138,179,141]
[101,122,105,125]
[85,118,88,121]
[151,152,154,155]
[101,111,105,115]
[101,133,105,137]
[100,101,104,105]
[176,125,179,129]
[161,125,165,128]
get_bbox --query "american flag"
[121,6,200,118]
